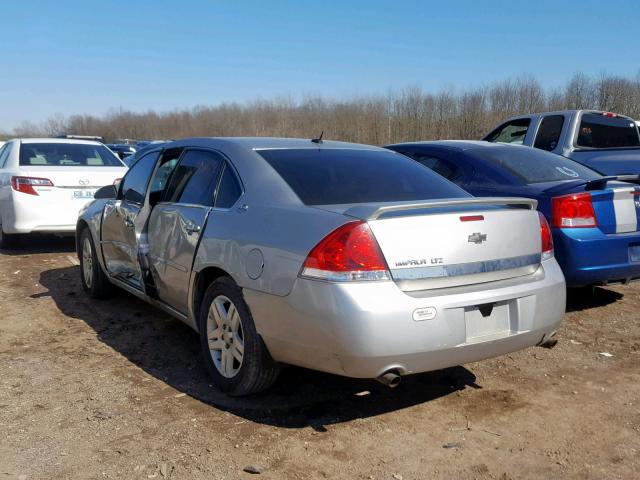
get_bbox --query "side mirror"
[94,184,118,200]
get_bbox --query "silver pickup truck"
[483,110,640,175]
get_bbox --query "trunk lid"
[590,182,640,234]
[17,166,127,214]
[333,198,543,291]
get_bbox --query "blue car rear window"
[258,148,470,205]
[467,146,602,184]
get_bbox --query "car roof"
[163,137,385,152]
[12,138,106,146]
[387,140,530,152]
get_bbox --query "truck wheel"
[79,228,112,299]
[199,277,280,396]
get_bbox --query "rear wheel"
[199,277,280,396]
[0,225,19,250]
[79,228,112,299]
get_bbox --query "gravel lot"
[1,237,639,479]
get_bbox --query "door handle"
[185,223,201,235]
[124,218,134,228]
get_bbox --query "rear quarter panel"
[193,204,349,297]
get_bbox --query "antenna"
[311,131,324,144]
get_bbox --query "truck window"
[485,118,531,145]
[576,113,640,149]
[534,115,564,151]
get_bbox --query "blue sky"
[0,0,638,130]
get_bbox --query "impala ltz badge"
[468,232,487,244]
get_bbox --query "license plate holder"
[465,301,511,343]
[73,189,97,199]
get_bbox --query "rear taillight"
[301,221,390,281]
[10,176,54,196]
[539,212,554,261]
[551,192,597,228]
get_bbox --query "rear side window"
[534,115,565,151]
[467,146,601,184]
[485,118,531,145]
[576,113,640,148]
[258,148,469,205]
[164,149,224,206]
[19,143,123,167]
[215,165,242,208]
[121,151,159,204]
[400,151,464,182]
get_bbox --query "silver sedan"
[77,138,566,395]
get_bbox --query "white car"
[0,138,127,248]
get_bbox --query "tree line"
[4,72,640,145]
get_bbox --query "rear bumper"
[554,228,640,287]
[1,191,88,234]
[245,259,566,379]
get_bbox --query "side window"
[148,148,183,205]
[534,115,564,151]
[164,149,224,206]
[120,151,159,204]
[0,143,14,169]
[401,151,464,183]
[485,118,531,145]
[215,164,242,208]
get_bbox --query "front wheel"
[199,277,280,396]
[79,228,112,299]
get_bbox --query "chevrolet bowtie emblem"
[468,232,487,244]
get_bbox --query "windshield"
[576,113,640,149]
[468,146,602,184]
[258,148,470,205]
[19,143,123,167]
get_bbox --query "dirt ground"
[0,237,639,480]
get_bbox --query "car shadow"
[565,286,624,313]
[38,265,479,430]
[0,235,76,255]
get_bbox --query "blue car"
[386,141,640,287]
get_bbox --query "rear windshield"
[258,148,470,205]
[19,143,123,167]
[576,113,640,149]
[468,146,601,184]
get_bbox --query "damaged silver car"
[77,137,566,395]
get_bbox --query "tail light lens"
[539,212,554,261]
[551,192,597,228]
[301,221,390,281]
[10,176,54,196]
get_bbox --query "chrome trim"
[391,253,542,280]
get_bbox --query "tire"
[0,225,19,250]
[198,277,280,396]
[79,227,112,299]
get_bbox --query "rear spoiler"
[544,175,640,194]
[344,197,537,221]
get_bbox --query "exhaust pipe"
[377,370,402,388]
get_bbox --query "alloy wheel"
[82,236,93,289]
[207,295,244,378]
